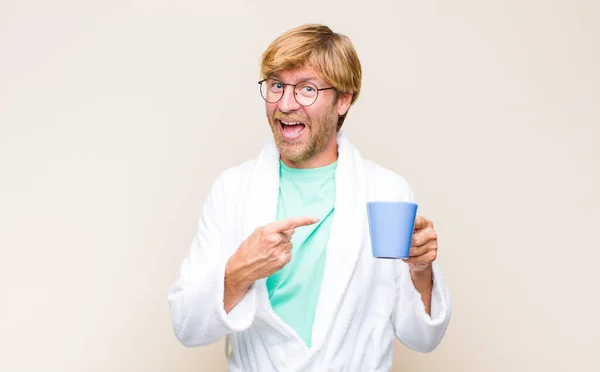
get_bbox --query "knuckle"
[430,249,438,260]
[263,234,280,246]
[278,252,290,265]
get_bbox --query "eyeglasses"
[258,78,335,107]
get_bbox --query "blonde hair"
[260,24,362,129]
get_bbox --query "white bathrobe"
[168,132,452,371]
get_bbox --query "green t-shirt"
[266,160,337,348]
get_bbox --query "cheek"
[303,107,321,123]
[266,103,277,117]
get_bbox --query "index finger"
[265,216,320,234]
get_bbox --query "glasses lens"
[294,82,318,106]
[260,79,283,103]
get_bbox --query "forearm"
[393,262,452,353]
[410,265,433,315]
[169,262,255,347]
[223,264,252,313]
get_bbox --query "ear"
[336,92,353,116]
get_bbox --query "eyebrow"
[270,74,322,85]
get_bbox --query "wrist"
[225,257,252,293]
[410,264,433,280]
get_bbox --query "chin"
[278,145,308,162]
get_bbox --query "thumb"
[280,228,296,242]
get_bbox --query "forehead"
[271,66,324,84]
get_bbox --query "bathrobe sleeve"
[390,179,452,352]
[391,260,452,352]
[167,172,257,347]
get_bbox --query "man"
[168,24,451,371]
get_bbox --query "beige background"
[1,0,598,371]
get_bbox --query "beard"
[268,107,338,164]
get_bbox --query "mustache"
[272,111,308,124]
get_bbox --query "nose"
[277,85,301,113]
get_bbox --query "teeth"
[281,121,301,125]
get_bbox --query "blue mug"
[367,201,418,259]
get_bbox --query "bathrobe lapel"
[241,132,368,359]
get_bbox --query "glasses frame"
[258,78,335,107]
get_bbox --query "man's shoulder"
[215,158,258,187]
[363,159,411,188]
[362,158,414,201]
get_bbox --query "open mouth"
[279,120,306,141]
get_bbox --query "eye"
[298,83,317,95]
[268,80,283,92]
